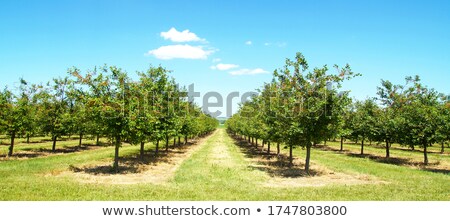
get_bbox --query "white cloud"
[146,44,213,60]
[212,58,221,63]
[229,68,269,75]
[245,40,252,45]
[210,63,239,71]
[160,27,204,42]
[264,42,287,47]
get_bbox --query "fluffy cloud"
[229,68,269,75]
[146,44,213,60]
[160,27,204,42]
[245,40,252,45]
[212,58,221,63]
[210,63,239,71]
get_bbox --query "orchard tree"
[402,76,441,165]
[229,52,358,174]
[20,81,39,143]
[272,53,358,173]
[374,107,398,157]
[261,81,285,155]
[337,105,354,151]
[38,77,72,152]
[73,66,133,171]
[179,102,203,145]
[351,99,378,155]
[375,80,404,157]
[1,80,35,156]
[380,76,442,165]
[149,66,174,156]
[436,101,450,153]
[125,66,171,159]
[65,76,90,148]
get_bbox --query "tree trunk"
[256,139,258,148]
[140,141,145,159]
[441,142,445,154]
[178,137,181,146]
[305,142,312,175]
[26,134,30,144]
[113,136,121,172]
[360,136,364,155]
[267,142,271,155]
[52,135,57,152]
[410,144,414,151]
[340,136,344,151]
[423,141,428,165]
[155,140,159,156]
[7,131,16,157]
[288,145,293,167]
[96,134,100,146]
[165,136,169,152]
[184,135,188,145]
[385,138,390,158]
[173,138,176,146]
[277,142,280,156]
[78,132,83,148]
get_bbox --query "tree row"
[0,65,218,171]
[226,52,449,174]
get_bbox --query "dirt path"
[54,132,217,185]
[208,129,236,167]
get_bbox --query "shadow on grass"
[0,152,43,159]
[16,145,94,154]
[68,140,200,175]
[389,146,448,155]
[317,145,449,175]
[422,168,450,175]
[340,142,447,155]
[230,135,324,178]
[1,144,107,161]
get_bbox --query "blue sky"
[1,0,449,117]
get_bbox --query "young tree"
[273,53,358,173]
[379,76,442,164]
[436,101,450,154]
[73,66,132,171]
[38,77,71,152]
[1,80,37,156]
[351,99,378,155]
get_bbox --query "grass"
[0,129,449,200]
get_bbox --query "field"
[0,128,449,201]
